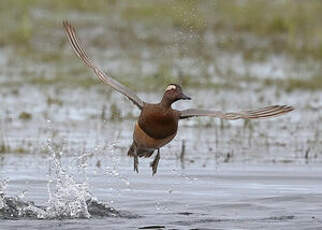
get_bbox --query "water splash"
[104,142,131,187]
[0,141,137,220]
[44,140,122,219]
[0,178,8,209]
[46,151,91,219]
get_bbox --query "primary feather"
[63,21,145,109]
[179,105,294,120]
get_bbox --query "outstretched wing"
[179,105,294,120]
[63,21,145,110]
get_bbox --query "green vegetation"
[110,103,122,121]
[215,1,322,60]
[285,75,322,92]
[0,131,10,154]
[2,0,322,58]
[262,75,322,92]
[19,112,32,120]
[1,0,322,91]
[0,144,9,154]
[47,97,63,106]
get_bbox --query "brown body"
[130,103,179,157]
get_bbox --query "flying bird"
[63,21,294,175]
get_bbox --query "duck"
[63,21,294,175]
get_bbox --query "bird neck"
[160,96,173,108]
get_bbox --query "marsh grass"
[1,0,322,91]
[109,103,122,121]
[285,75,322,92]
[0,123,10,154]
[47,97,63,106]
[0,142,10,154]
[261,75,322,92]
[2,0,322,57]
[19,112,32,120]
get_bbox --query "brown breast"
[138,104,179,139]
[133,122,177,149]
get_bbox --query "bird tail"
[127,142,154,158]
[127,142,136,157]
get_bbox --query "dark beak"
[180,92,191,100]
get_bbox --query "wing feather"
[63,21,144,109]
[179,105,294,120]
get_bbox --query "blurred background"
[0,0,322,228]
[1,0,321,162]
[0,0,322,160]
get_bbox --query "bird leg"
[134,155,139,173]
[130,144,139,173]
[150,149,160,175]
